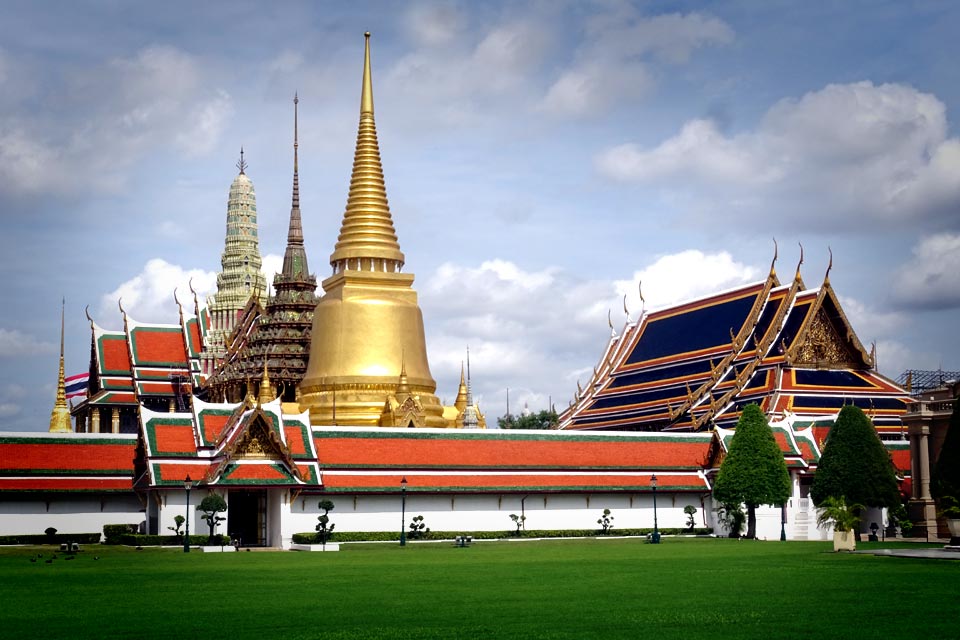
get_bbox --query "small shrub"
[44,527,57,541]
[509,513,526,535]
[316,499,336,545]
[597,509,614,534]
[409,515,429,539]
[167,515,185,538]
[684,505,697,530]
[197,493,228,542]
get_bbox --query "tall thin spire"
[329,32,405,271]
[237,147,247,175]
[49,299,72,433]
[463,346,479,429]
[282,92,309,277]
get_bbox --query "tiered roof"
[136,398,320,489]
[0,433,136,492]
[74,303,204,416]
[560,263,912,436]
[205,96,318,403]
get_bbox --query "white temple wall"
[286,491,713,543]
[0,495,142,537]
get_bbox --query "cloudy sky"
[2,1,959,431]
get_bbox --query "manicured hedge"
[118,534,222,547]
[0,533,101,545]
[291,528,713,544]
[103,524,139,545]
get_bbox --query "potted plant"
[936,496,960,546]
[816,496,864,551]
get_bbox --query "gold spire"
[49,299,72,433]
[258,358,274,405]
[396,353,411,396]
[329,31,405,270]
[454,362,468,413]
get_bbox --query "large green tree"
[498,410,559,430]
[811,405,900,515]
[932,394,960,500]
[712,404,791,539]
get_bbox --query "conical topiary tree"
[712,404,791,539]
[811,405,900,534]
[932,395,960,500]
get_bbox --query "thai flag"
[65,373,89,400]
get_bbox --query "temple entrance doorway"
[228,489,267,547]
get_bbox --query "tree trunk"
[746,504,757,539]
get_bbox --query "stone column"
[908,416,938,541]
[111,407,120,433]
[91,408,101,434]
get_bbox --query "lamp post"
[400,476,407,547]
[651,474,660,543]
[780,504,787,541]
[183,475,193,553]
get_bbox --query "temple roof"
[560,266,912,435]
[0,433,136,492]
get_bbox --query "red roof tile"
[322,472,706,492]
[0,442,135,472]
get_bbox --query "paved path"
[855,546,960,560]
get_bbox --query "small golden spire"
[49,299,72,433]
[824,246,833,285]
[258,358,274,405]
[795,243,804,281]
[397,351,411,396]
[454,362,468,412]
[329,31,405,269]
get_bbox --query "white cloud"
[541,11,733,116]
[405,3,466,47]
[839,296,909,343]
[0,45,233,195]
[261,254,283,294]
[0,402,21,418]
[892,232,960,310]
[421,249,757,417]
[98,259,217,324]
[596,82,960,231]
[0,329,55,357]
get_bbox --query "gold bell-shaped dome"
[299,33,445,427]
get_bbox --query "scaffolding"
[897,369,960,397]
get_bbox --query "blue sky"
[1,1,959,431]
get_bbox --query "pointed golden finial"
[638,280,645,313]
[795,243,804,281]
[397,349,411,395]
[361,32,374,115]
[824,246,833,285]
[607,309,613,330]
[770,237,778,278]
[258,357,274,405]
[329,31,405,270]
[49,298,72,433]
[84,305,94,330]
[623,294,630,320]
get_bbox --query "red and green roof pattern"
[560,273,912,435]
[0,433,136,492]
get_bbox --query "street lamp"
[650,474,660,543]
[780,504,787,541]
[400,476,408,547]
[183,475,193,553]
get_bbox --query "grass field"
[1,538,958,639]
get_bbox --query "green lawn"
[1,538,957,639]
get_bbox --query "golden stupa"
[299,33,446,427]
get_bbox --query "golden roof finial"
[770,237,778,278]
[84,304,94,330]
[329,31,405,269]
[638,280,645,314]
[795,243,804,281]
[824,246,833,285]
[49,298,72,433]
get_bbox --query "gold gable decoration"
[790,308,861,369]
[236,418,281,459]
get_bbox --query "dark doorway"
[228,490,266,547]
